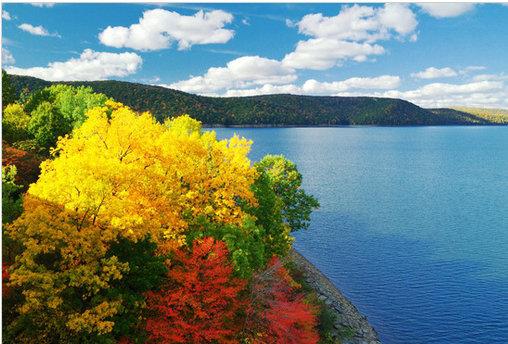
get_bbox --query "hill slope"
[8,74,497,126]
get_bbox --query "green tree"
[187,217,267,278]
[2,70,17,107]
[2,103,31,143]
[255,155,319,232]
[28,101,71,151]
[246,170,292,257]
[2,165,23,224]
[49,85,108,128]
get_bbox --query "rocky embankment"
[290,250,381,344]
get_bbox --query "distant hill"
[451,107,508,124]
[8,74,502,126]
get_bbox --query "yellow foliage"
[67,301,122,334]
[7,102,257,335]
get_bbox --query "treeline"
[2,78,352,343]
[7,72,501,126]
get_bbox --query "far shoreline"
[203,123,508,128]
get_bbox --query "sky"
[2,2,508,108]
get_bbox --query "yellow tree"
[7,101,257,340]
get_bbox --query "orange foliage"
[2,143,41,188]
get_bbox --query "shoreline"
[203,123,507,128]
[290,249,381,344]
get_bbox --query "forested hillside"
[8,73,501,126]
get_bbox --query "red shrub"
[247,257,319,344]
[2,143,42,188]
[145,237,246,344]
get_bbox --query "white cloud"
[242,18,250,25]
[99,9,234,51]
[171,70,401,98]
[282,38,385,70]
[18,23,59,37]
[223,75,400,97]
[417,3,475,18]
[343,80,508,108]
[6,49,142,81]
[460,65,487,74]
[301,75,401,94]
[282,4,417,70]
[285,18,296,28]
[30,3,55,7]
[167,55,296,94]
[2,48,15,65]
[224,84,302,97]
[411,67,458,79]
[472,73,508,82]
[2,10,11,20]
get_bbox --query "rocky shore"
[290,250,381,344]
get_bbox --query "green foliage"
[101,236,168,342]
[256,155,319,232]
[28,101,71,150]
[49,84,109,128]
[186,217,267,279]
[9,83,109,151]
[2,70,17,107]
[246,170,292,257]
[2,165,23,224]
[2,103,31,143]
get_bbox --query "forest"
[7,72,505,126]
[1,70,357,343]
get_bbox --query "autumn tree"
[6,102,257,339]
[145,237,246,344]
[2,143,42,188]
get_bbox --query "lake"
[213,126,508,344]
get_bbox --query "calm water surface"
[213,126,508,344]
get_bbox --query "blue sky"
[2,3,508,108]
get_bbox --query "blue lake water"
[213,126,508,344]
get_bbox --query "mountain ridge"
[7,73,502,126]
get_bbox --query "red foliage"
[145,237,246,344]
[2,143,42,188]
[247,257,319,344]
[2,263,10,297]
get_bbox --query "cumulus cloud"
[166,56,297,95]
[99,9,234,51]
[2,10,11,20]
[224,84,302,97]
[282,4,418,70]
[282,38,385,70]
[30,3,55,7]
[417,3,475,18]
[223,75,400,97]
[2,48,15,65]
[411,67,458,79]
[5,49,142,81]
[18,23,59,37]
[301,75,401,94]
[340,80,508,108]
[169,67,401,98]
